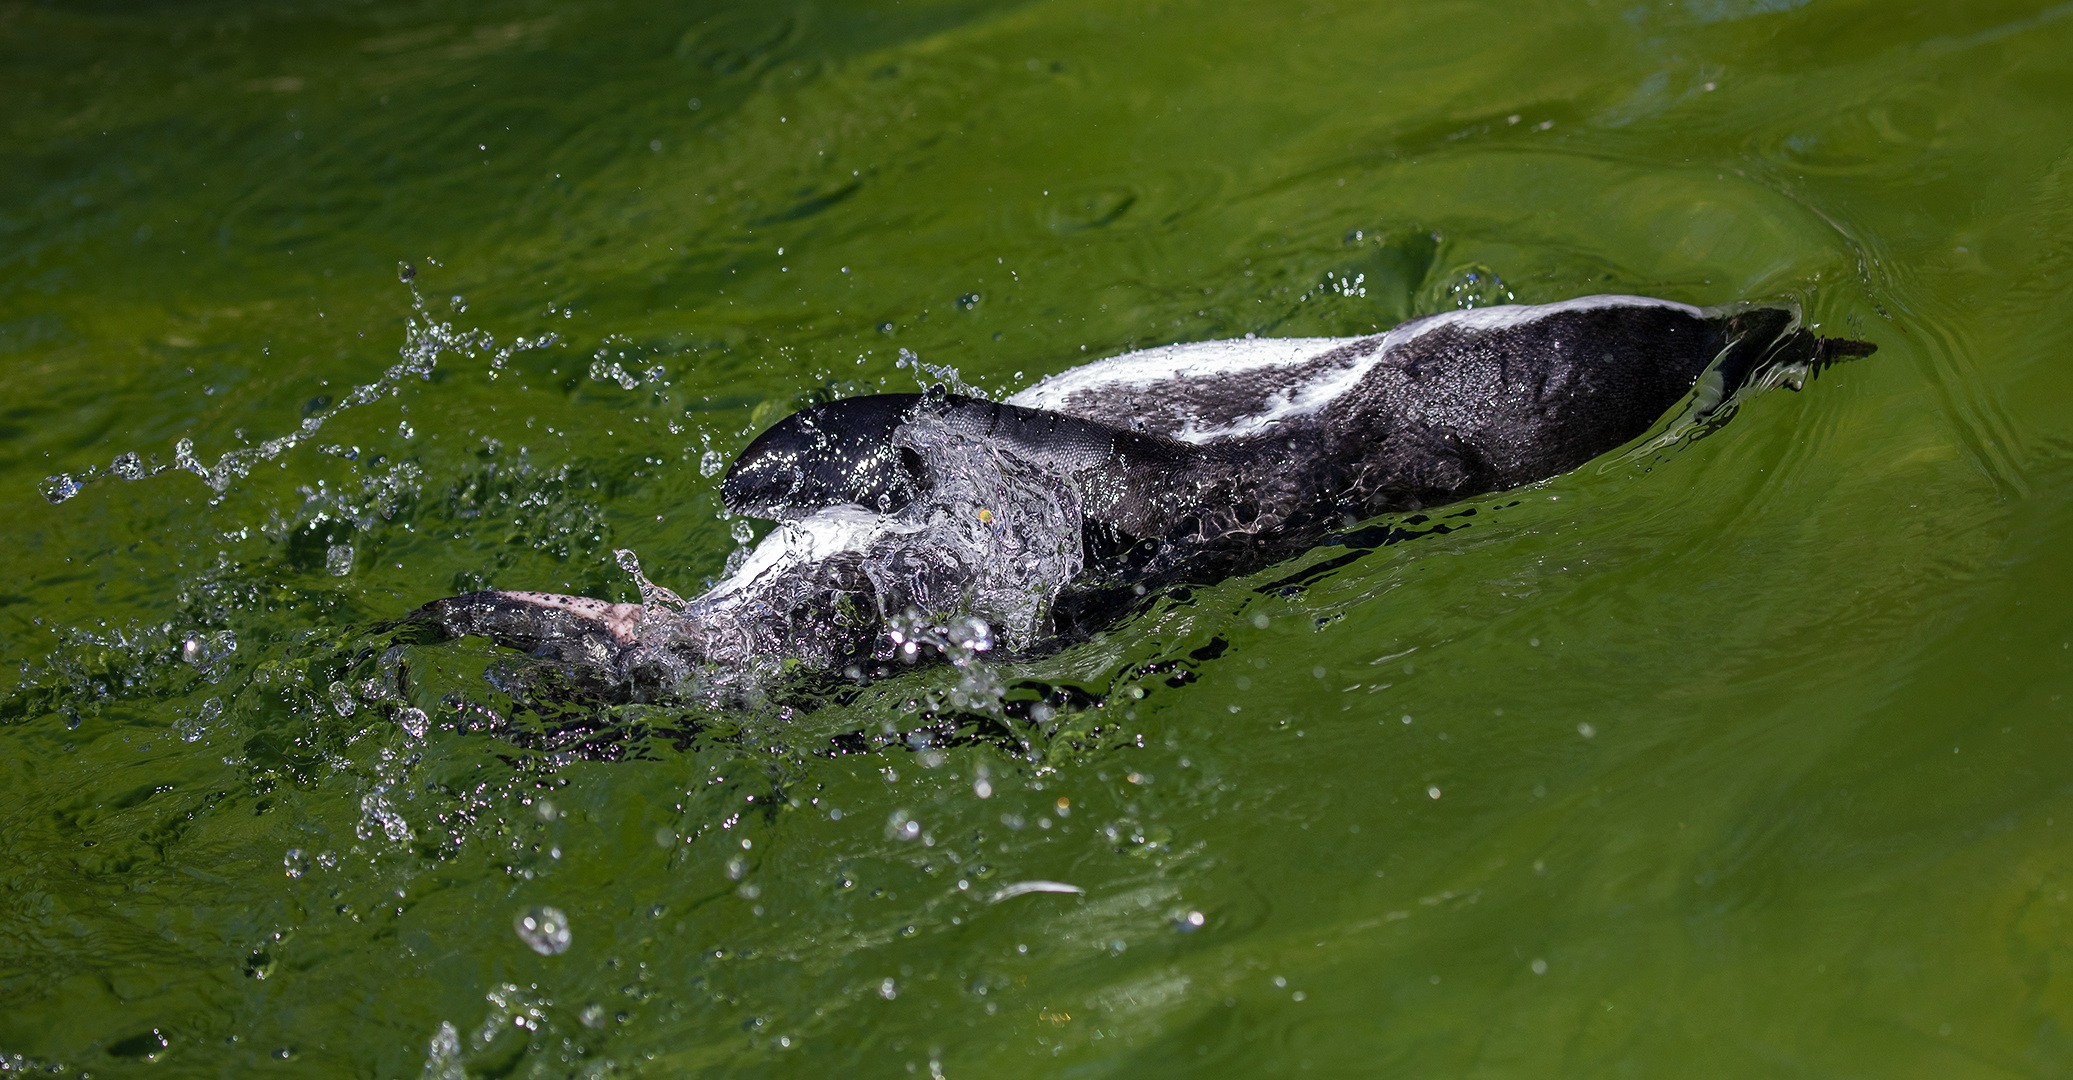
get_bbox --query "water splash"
[1419,263,1515,310]
[423,1022,466,1080]
[894,347,985,398]
[616,409,1084,697]
[39,282,559,504]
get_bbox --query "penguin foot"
[395,590,644,668]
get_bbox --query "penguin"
[402,296,1873,687]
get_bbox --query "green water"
[7,0,2073,1074]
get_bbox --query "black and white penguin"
[405,296,1872,685]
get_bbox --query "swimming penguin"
[404,296,1872,690]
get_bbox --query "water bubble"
[396,706,429,740]
[878,978,898,1000]
[513,906,572,955]
[580,1004,607,1029]
[325,543,353,576]
[327,680,357,718]
[1427,786,1442,799]
[398,262,417,283]
[397,421,415,440]
[701,448,728,477]
[110,452,147,480]
[283,848,308,878]
[1531,958,1548,975]
[1577,722,1596,739]
[886,810,922,842]
[449,295,467,313]
[974,777,993,799]
[726,854,747,880]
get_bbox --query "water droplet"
[580,1004,607,1029]
[449,295,467,313]
[111,452,146,480]
[328,681,356,718]
[423,1022,463,1080]
[396,706,429,740]
[1427,786,1442,799]
[39,473,81,504]
[513,906,572,955]
[1577,722,1596,739]
[325,543,353,577]
[283,848,308,878]
[1531,958,1548,975]
[174,697,222,742]
[398,262,416,283]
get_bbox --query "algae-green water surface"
[7,0,2073,1075]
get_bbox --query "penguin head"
[720,394,930,519]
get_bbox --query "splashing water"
[894,346,985,398]
[613,409,1085,698]
[38,283,559,504]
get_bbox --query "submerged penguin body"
[406,296,1872,690]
